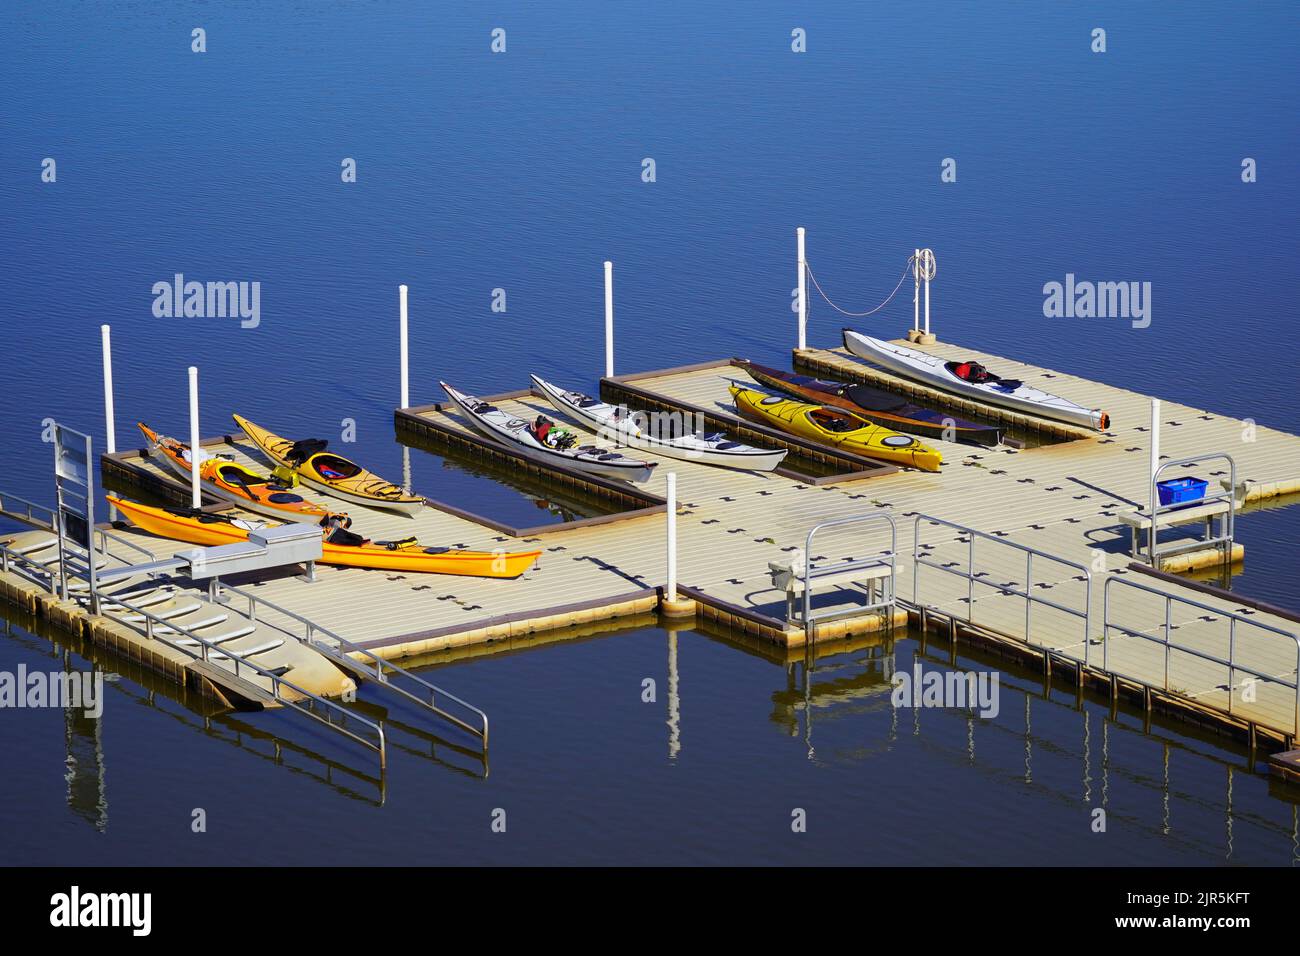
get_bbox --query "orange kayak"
[107,496,541,578]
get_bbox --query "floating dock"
[6,335,1300,754]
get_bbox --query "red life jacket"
[535,421,552,442]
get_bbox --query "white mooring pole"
[188,366,201,509]
[913,247,921,335]
[399,284,410,409]
[1150,398,1161,484]
[604,261,614,378]
[796,227,807,350]
[100,325,116,454]
[923,253,932,337]
[666,471,678,603]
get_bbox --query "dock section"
[7,337,1300,749]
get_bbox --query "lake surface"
[0,2,1297,864]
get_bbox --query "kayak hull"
[440,382,657,483]
[232,414,424,517]
[732,359,1003,447]
[530,374,789,472]
[729,386,943,471]
[842,330,1109,431]
[108,497,541,578]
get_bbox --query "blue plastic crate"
[1156,476,1208,507]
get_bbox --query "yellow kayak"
[108,496,542,578]
[729,386,942,471]
[232,414,424,517]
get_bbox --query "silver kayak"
[530,374,788,472]
[439,381,658,483]
[842,329,1109,431]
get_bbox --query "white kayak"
[842,329,1110,431]
[439,381,658,483]
[530,374,789,472]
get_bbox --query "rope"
[803,254,920,318]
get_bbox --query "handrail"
[0,489,57,531]
[97,587,387,767]
[911,514,1094,661]
[216,581,489,747]
[94,527,157,564]
[0,540,61,595]
[803,512,897,645]
[1103,575,1300,737]
[1146,453,1236,566]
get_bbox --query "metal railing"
[0,490,57,531]
[802,512,897,644]
[217,581,489,748]
[95,587,388,767]
[1103,575,1300,738]
[0,539,61,594]
[911,514,1094,661]
[1145,453,1236,566]
[94,527,156,564]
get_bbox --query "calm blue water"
[1,2,1298,863]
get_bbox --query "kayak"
[107,496,541,578]
[530,374,789,472]
[732,359,1003,447]
[232,414,424,517]
[138,423,342,523]
[842,329,1110,431]
[440,381,657,483]
[729,386,943,471]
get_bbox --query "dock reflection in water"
[3,604,1298,864]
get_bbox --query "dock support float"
[660,471,695,618]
